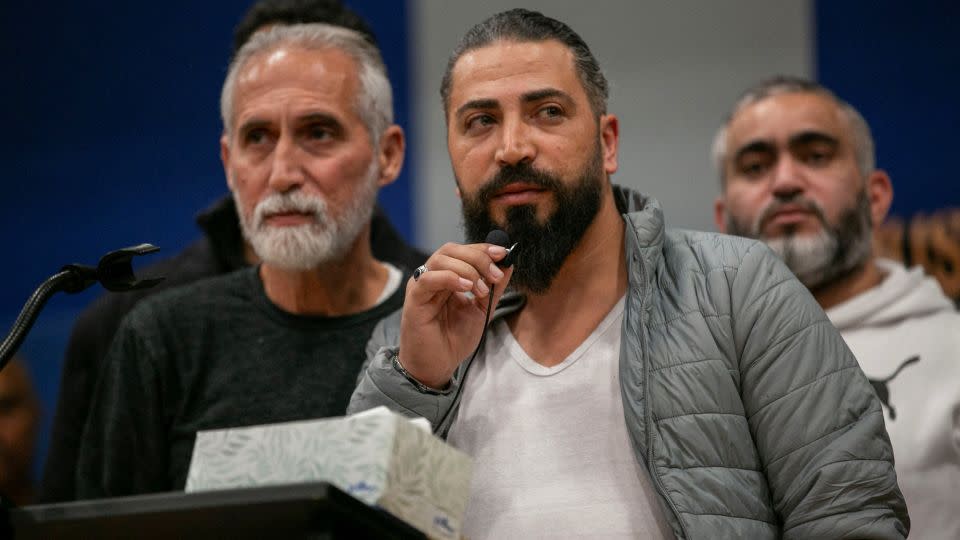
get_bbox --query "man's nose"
[494,118,536,167]
[267,135,306,192]
[770,155,805,198]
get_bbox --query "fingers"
[409,242,509,300]
[484,264,514,310]
[464,259,515,314]
[409,267,474,299]
[437,242,508,283]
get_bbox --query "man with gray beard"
[42,0,428,505]
[74,23,415,498]
[713,76,960,539]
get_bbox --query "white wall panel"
[411,0,812,249]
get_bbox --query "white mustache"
[252,191,327,229]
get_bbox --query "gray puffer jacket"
[349,186,909,539]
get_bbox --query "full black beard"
[461,151,604,294]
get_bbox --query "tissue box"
[185,407,472,540]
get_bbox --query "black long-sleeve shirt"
[42,196,425,501]
[74,266,405,498]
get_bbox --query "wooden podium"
[6,482,426,539]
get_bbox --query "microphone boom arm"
[0,243,164,372]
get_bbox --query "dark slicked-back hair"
[232,0,377,57]
[440,8,609,118]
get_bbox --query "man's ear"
[220,134,234,189]
[866,169,894,227]
[714,196,728,233]
[600,114,619,176]
[376,125,405,187]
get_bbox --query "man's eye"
[794,141,836,167]
[744,164,764,175]
[801,148,832,166]
[243,128,269,145]
[307,125,333,140]
[465,114,495,132]
[739,157,771,177]
[537,105,563,119]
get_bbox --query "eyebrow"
[301,111,338,122]
[732,140,776,163]
[732,130,840,162]
[521,87,570,104]
[453,88,574,119]
[297,112,344,132]
[238,112,341,132]
[788,130,839,148]
[455,98,499,119]
[237,118,270,135]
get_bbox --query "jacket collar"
[614,184,664,297]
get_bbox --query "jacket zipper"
[630,226,690,539]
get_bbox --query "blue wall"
[0,0,412,483]
[815,0,960,217]
[2,0,957,491]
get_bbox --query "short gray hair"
[711,76,875,185]
[220,23,393,143]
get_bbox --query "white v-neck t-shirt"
[447,297,674,539]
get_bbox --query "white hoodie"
[827,259,960,540]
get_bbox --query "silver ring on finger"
[413,264,429,281]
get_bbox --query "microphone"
[485,229,517,268]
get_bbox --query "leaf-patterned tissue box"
[185,406,472,540]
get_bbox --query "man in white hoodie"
[713,76,960,539]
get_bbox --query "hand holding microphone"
[398,231,516,389]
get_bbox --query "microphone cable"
[433,230,514,435]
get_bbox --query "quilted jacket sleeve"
[730,243,909,539]
[348,310,462,434]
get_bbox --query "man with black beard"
[460,141,603,293]
[349,10,907,540]
[713,76,960,539]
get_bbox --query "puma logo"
[868,355,920,420]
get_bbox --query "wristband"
[391,350,452,395]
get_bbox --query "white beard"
[731,189,874,290]
[233,160,379,271]
[764,229,839,287]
